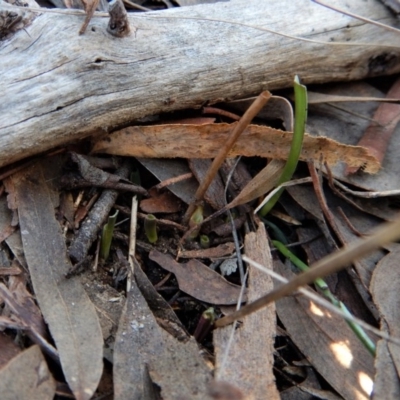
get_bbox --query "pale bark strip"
[1,0,400,168]
[214,222,279,399]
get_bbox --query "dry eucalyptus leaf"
[370,248,400,378]
[373,323,400,400]
[214,223,279,399]
[137,158,198,205]
[92,123,380,173]
[113,275,212,400]
[178,242,235,259]
[149,250,246,304]
[226,95,294,131]
[0,345,55,400]
[274,261,374,400]
[307,91,400,104]
[12,161,103,400]
[309,81,400,191]
[189,159,226,210]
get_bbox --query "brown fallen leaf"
[310,81,399,193]
[189,159,226,210]
[214,222,279,399]
[140,188,182,214]
[0,345,55,400]
[12,160,103,400]
[307,91,400,104]
[370,248,400,381]
[0,277,48,343]
[138,158,199,205]
[274,260,374,400]
[0,332,21,369]
[91,123,380,173]
[345,76,400,175]
[113,273,213,400]
[149,250,246,305]
[374,330,400,399]
[178,242,235,259]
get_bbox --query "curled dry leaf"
[149,250,246,305]
[91,123,380,173]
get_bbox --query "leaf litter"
[2,1,400,399]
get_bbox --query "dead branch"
[1,0,400,168]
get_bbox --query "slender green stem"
[100,209,119,261]
[144,214,158,244]
[272,240,376,356]
[188,205,204,240]
[259,76,307,216]
[200,235,210,249]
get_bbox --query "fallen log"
[1,0,400,168]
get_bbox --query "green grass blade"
[100,209,119,261]
[272,240,376,356]
[259,75,308,216]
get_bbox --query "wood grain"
[1,0,400,168]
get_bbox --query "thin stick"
[123,0,150,11]
[242,256,400,347]
[312,0,400,35]
[215,215,400,327]
[183,91,271,223]
[126,196,138,292]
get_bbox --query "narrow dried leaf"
[228,159,285,208]
[140,189,181,214]
[346,77,400,174]
[214,223,279,399]
[310,81,399,192]
[307,91,400,104]
[189,159,226,210]
[113,275,212,400]
[0,196,15,243]
[12,161,103,400]
[92,123,380,173]
[178,242,235,259]
[370,248,400,377]
[373,325,400,400]
[0,345,55,400]
[275,261,374,400]
[138,158,198,205]
[149,250,246,304]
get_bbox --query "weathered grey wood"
[1,0,400,168]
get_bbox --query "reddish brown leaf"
[346,77,400,175]
[149,250,246,305]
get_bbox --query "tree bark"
[1,0,400,168]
